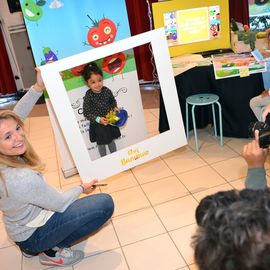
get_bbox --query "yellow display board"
[177,7,209,44]
[152,0,230,57]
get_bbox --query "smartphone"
[92,183,108,187]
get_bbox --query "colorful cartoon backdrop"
[20,0,148,170]
[20,0,131,64]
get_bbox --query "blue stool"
[186,93,223,152]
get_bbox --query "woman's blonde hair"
[0,110,45,173]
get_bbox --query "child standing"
[82,62,121,157]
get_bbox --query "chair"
[259,59,270,121]
[259,106,265,121]
[186,93,223,152]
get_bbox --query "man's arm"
[242,130,268,189]
[245,167,267,189]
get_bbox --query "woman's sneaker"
[39,248,84,267]
[22,251,38,258]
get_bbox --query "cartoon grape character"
[21,0,46,22]
[172,33,177,40]
[86,15,117,48]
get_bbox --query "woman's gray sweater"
[0,87,82,242]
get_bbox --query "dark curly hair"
[195,190,240,227]
[82,62,103,82]
[193,189,270,270]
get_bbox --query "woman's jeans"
[16,194,114,254]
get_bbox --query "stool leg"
[186,102,189,140]
[191,105,199,151]
[216,101,223,146]
[211,104,217,137]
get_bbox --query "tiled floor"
[0,91,266,270]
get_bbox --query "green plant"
[231,18,239,32]
[235,30,257,50]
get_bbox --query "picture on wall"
[164,5,221,46]
[152,0,230,57]
[249,0,270,31]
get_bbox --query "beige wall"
[0,1,24,27]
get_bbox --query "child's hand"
[100,117,108,126]
[261,90,269,97]
[114,107,120,112]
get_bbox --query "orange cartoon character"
[86,15,118,48]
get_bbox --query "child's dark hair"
[82,62,103,82]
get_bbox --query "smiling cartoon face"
[87,18,117,48]
[43,47,58,62]
[21,0,43,21]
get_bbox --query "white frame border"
[39,28,187,181]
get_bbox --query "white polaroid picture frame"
[39,28,187,181]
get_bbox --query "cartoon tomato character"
[21,0,44,21]
[87,15,117,48]
[102,53,126,75]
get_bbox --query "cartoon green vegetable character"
[21,0,46,22]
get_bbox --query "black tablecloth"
[159,65,264,138]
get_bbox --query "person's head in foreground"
[193,189,270,270]
[0,68,114,267]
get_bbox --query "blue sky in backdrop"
[20,0,131,65]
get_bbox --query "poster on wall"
[164,5,220,46]
[40,29,187,181]
[19,0,147,176]
[249,0,270,31]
